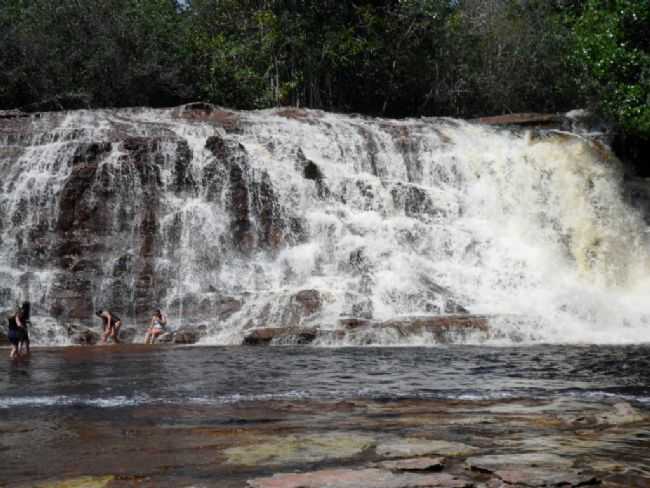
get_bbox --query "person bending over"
[145,309,167,344]
[96,310,122,344]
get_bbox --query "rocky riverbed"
[2,396,649,487]
[2,345,649,487]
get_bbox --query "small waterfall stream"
[1,105,649,345]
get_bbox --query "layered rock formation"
[1,104,649,345]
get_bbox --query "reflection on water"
[2,345,650,408]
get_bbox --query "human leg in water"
[110,320,122,343]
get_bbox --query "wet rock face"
[225,433,374,466]
[173,324,207,344]
[48,136,167,323]
[247,468,471,488]
[7,105,606,345]
[66,324,101,345]
[243,327,318,345]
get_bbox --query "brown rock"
[276,108,317,120]
[494,467,598,487]
[247,468,471,488]
[217,296,243,320]
[474,113,563,127]
[379,315,489,342]
[175,103,240,131]
[155,332,174,344]
[243,327,318,346]
[374,457,445,472]
[292,290,322,316]
[173,325,207,344]
[0,109,29,119]
[68,326,101,345]
[339,317,373,329]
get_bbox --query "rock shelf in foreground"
[7,395,649,488]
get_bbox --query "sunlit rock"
[376,439,479,458]
[35,475,114,488]
[374,456,445,472]
[247,468,471,488]
[224,433,374,466]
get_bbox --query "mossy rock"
[36,475,114,488]
[225,432,374,466]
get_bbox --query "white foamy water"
[1,107,649,345]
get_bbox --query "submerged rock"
[374,457,445,472]
[467,452,572,472]
[35,475,114,488]
[598,402,645,425]
[466,452,600,487]
[225,433,374,466]
[247,468,471,488]
[376,439,479,458]
[493,467,597,487]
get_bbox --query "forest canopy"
[0,0,648,138]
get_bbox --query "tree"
[0,0,191,109]
[572,0,650,136]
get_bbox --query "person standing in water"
[7,304,28,359]
[96,310,122,343]
[144,309,167,344]
[17,302,30,356]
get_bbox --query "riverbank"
[2,346,649,487]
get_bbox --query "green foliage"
[572,0,650,136]
[1,0,646,143]
[0,0,191,109]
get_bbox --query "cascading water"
[1,105,649,345]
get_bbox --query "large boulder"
[173,325,208,344]
[243,327,318,345]
[66,324,101,345]
[378,315,489,342]
[339,315,490,343]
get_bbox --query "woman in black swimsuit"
[7,305,27,359]
[96,310,122,344]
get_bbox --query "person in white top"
[145,309,167,344]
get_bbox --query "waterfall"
[1,105,649,345]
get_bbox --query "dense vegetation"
[0,0,648,139]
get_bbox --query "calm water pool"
[3,344,650,409]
